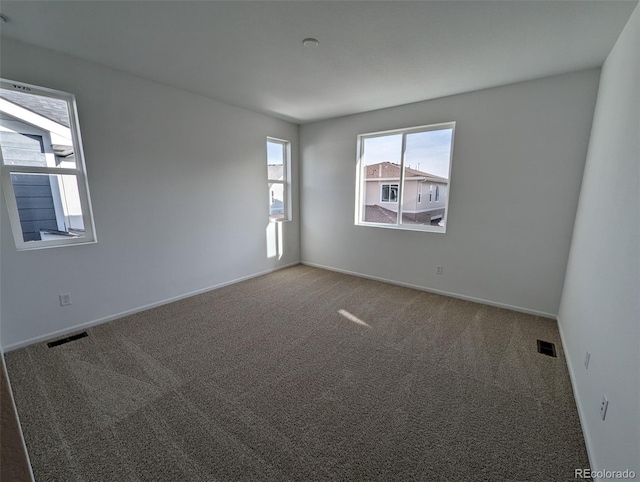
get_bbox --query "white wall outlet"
[59,293,71,306]
[436,265,443,275]
[600,395,608,421]
[584,351,590,369]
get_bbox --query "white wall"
[300,70,600,316]
[0,38,300,349]
[558,4,640,478]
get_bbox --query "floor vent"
[537,339,557,357]
[47,332,88,348]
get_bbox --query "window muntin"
[266,137,290,222]
[356,122,455,233]
[0,79,96,249]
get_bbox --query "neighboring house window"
[381,183,398,203]
[355,122,455,232]
[266,137,291,222]
[0,79,96,249]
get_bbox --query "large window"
[0,79,96,249]
[355,122,455,233]
[266,137,291,222]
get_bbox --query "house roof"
[0,90,70,128]
[365,162,448,182]
[364,205,428,226]
[365,205,397,224]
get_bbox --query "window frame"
[380,183,399,203]
[355,121,455,233]
[266,136,291,222]
[0,78,97,250]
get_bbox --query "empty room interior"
[0,1,638,481]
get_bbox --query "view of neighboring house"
[0,90,83,241]
[364,161,448,225]
[267,164,285,218]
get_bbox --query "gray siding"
[11,173,57,241]
[0,132,46,167]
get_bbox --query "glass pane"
[0,87,77,168]
[381,184,390,202]
[361,134,401,224]
[400,128,453,228]
[267,140,284,183]
[268,182,285,221]
[10,172,86,242]
[388,184,398,202]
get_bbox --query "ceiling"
[0,1,636,124]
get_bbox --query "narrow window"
[0,79,96,249]
[266,137,290,222]
[356,122,455,232]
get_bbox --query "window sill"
[15,238,97,251]
[355,222,445,234]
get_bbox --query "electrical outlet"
[59,293,71,306]
[600,395,608,421]
[436,265,443,275]
[584,351,590,369]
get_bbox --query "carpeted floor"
[1,354,33,482]
[6,265,590,481]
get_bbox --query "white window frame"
[380,183,399,203]
[266,137,291,222]
[1,79,97,250]
[417,183,422,204]
[355,121,455,233]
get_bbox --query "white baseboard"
[1,350,36,481]
[2,262,300,352]
[301,260,557,319]
[556,317,597,475]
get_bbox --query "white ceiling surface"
[0,1,636,124]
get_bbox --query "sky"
[363,128,453,179]
[266,140,283,165]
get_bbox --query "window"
[266,137,290,222]
[381,183,398,203]
[355,122,455,232]
[0,79,96,249]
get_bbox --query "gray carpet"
[1,354,33,482]
[5,265,590,481]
